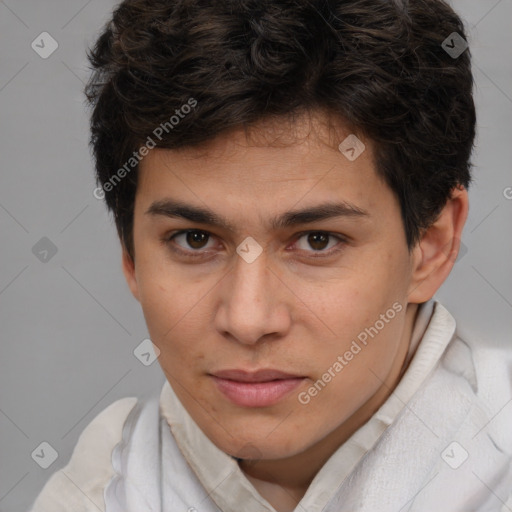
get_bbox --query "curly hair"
[84,0,476,260]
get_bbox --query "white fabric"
[28,397,138,512]
[28,300,512,512]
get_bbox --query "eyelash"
[162,229,347,259]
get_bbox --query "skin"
[122,111,468,511]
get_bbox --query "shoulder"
[460,331,512,452]
[438,305,512,452]
[434,302,512,404]
[29,396,138,512]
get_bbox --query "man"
[30,0,512,510]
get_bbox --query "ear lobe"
[122,249,140,302]
[408,186,469,303]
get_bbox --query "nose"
[214,248,291,346]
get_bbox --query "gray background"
[0,1,511,511]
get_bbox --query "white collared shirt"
[29,300,512,512]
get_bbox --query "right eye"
[163,229,218,259]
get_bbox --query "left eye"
[294,232,343,253]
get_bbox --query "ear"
[122,248,140,302]
[408,186,469,303]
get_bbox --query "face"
[125,112,417,461]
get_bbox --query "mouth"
[209,369,306,408]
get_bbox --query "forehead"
[141,112,374,177]
[135,111,393,223]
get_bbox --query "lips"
[210,368,305,407]
[212,368,301,382]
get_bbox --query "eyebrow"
[145,199,368,231]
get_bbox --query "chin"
[211,429,310,461]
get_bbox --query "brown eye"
[171,230,214,251]
[294,231,346,255]
[307,233,329,251]
[185,230,210,249]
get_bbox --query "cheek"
[305,260,406,342]
[296,254,409,387]
[135,264,200,348]
[296,307,407,437]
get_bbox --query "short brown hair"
[84,0,476,260]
